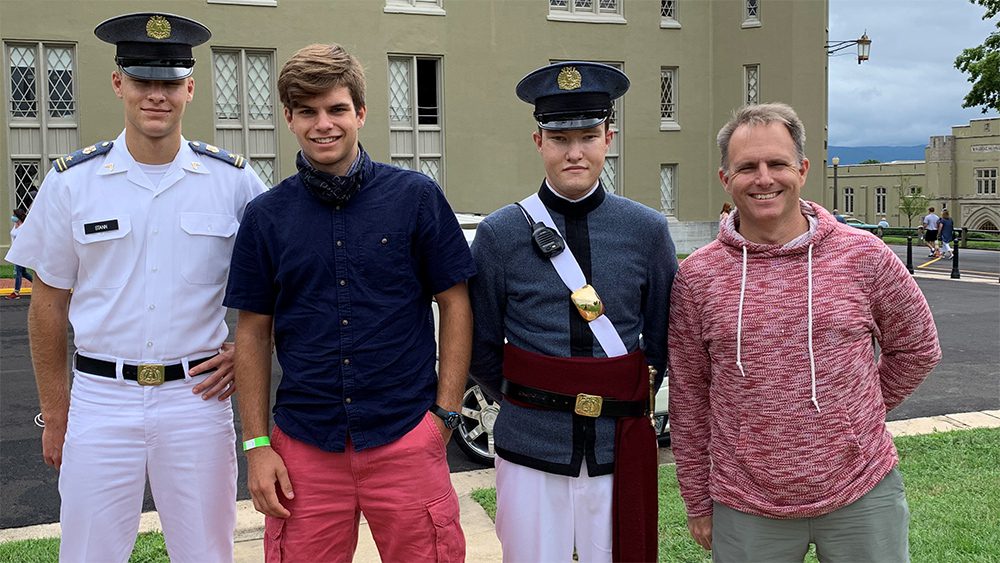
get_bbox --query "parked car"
[456,379,670,466]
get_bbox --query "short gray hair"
[717,102,806,171]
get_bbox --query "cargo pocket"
[264,516,286,563]
[72,215,133,289]
[179,212,238,285]
[425,492,465,563]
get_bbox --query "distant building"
[827,117,999,230]
[3,0,830,254]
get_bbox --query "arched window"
[978,220,998,232]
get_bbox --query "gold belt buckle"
[574,393,603,417]
[137,363,165,386]
[571,284,604,322]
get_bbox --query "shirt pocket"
[359,231,412,288]
[179,212,239,285]
[71,215,134,289]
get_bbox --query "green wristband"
[242,436,271,451]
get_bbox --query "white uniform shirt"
[5,131,267,363]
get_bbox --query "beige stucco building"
[3,0,830,253]
[826,117,1000,230]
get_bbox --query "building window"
[207,0,278,6]
[660,66,679,131]
[976,168,997,195]
[384,0,445,16]
[389,56,444,187]
[660,164,677,217]
[212,49,278,185]
[660,0,680,28]
[844,187,854,214]
[548,0,625,24]
[876,186,886,215]
[5,42,79,210]
[743,0,761,28]
[744,64,759,105]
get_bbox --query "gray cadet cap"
[95,13,211,80]
[516,61,630,131]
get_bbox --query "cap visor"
[538,116,607,131]
[120,65,192,80]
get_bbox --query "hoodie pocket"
[735,410,864,505]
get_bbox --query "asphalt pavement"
[0,248,997,528]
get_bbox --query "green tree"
[897,177,929,228]
[955,0,1000,113]
[860,159,881,164]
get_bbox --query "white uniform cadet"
[6,130,267,561]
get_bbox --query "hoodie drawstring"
[734,243,821,412]
[807,244,819,412]
[736,246,747,378]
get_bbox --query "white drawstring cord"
[807,244,820,412]
[736,245,748,378]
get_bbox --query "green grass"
[0,531,168,562]
[472,428,1000,562]
[0,264,13,278]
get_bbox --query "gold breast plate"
[571,284,604,322]
[574,393,603,417]
[137,363,165,386]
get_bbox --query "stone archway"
[961,205,1000,231]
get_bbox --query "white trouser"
[59,370,237,563]
[941,240,952,254]
[495,454,613,563]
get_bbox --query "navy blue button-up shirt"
[224,164,476,452]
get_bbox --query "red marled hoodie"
[668,201,941,519]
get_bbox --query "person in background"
[938,209,955,259]
[832,208,847,224]
[4,13,267,562]
[719,202,733,226]
[5,208,32,299]
[878,216,890,228]
[922,207,941,257]
[669,102,941,563]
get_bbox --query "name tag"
[84,219,119,234]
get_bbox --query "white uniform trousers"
[58,370,237,563]
[495,454,613,563]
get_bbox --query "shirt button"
[153,228,159,235]
[336,240,343,247]
[343,358,350,366]
[339,279,347,286]
[336,205,342,211]
[152,266,159,272]
[148,304,155,311]
[341,319,349,326]
[345,397,352,404]
[380,237,388,245]
[146,340,153,348]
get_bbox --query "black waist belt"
[75,354,215,382]
[501,380,647,418]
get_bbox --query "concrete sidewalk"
[1,410,998,561]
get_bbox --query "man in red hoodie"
[668,103,941,562]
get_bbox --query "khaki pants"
[712,468,910,563]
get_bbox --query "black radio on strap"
[515,202,565,258]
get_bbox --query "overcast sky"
[828,0,1000,146]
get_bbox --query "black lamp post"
[826,32,872,64]
[832,156,840,211]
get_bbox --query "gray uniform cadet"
[5,13,267,563]
[469,62,678,562]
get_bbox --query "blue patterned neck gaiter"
[296,144,372,206]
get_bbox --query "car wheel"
[455,383,500,466]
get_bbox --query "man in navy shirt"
[225,44,475,562]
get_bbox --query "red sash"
[503,343,658,563]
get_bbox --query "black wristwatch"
[430,404,461,430]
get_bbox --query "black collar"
[537,180,606,218]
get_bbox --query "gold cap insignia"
[146,15,171,40]
[571,284,604,322]
[557,66,582,91]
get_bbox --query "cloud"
[829,0,1000,146]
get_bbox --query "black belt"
[75,354,216,383]
[501,380,647,418]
